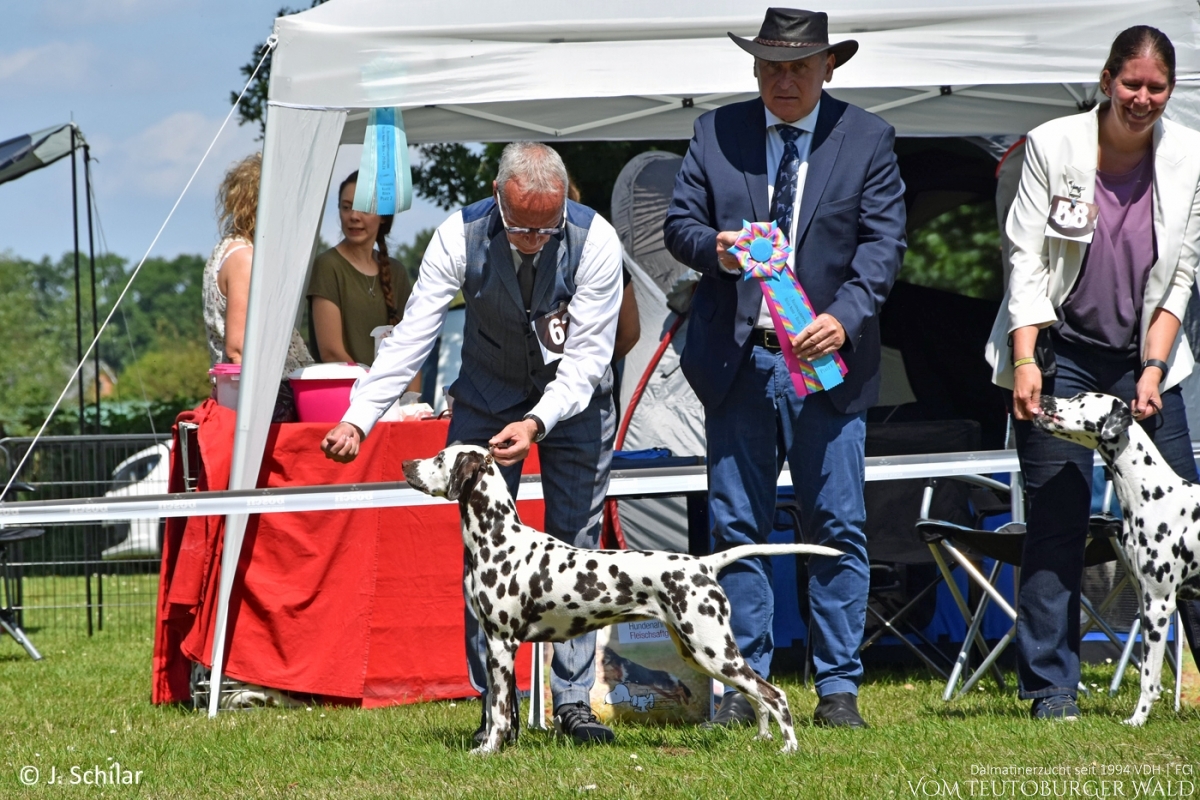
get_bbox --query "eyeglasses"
[495,191,566,237]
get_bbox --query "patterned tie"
[769,125,803,236]
[518,251,537,314]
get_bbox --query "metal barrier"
[0,434,170,639]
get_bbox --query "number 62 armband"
[532,302,570,364]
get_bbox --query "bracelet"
[1012,357,1038,369]
[1142,358,1170,378]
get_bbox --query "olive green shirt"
[307,248,411,366]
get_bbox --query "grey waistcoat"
[449,196,600,415]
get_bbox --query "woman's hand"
[1132,369,1164,420]
[1012,363,1043,421]
[1009,325,1043,421]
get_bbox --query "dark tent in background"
[0,122,100,433]
[0,123,77,186]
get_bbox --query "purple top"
[1056,152,1156,355]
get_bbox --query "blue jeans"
[1013,333,1197,699]
[448,391,615,708]
[706,345,869,698]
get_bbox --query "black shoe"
[701,691,756,729]
[813,692,868,729]
[553,702,615,744]
[473,701,519,745]
[1030,695,1079,721]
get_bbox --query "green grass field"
[2,607,1198,799]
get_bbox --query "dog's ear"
[446,450,486,501]
[1100,399,1133,441]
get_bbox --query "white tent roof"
[270,0,1200,141]
[207,0,1200,716]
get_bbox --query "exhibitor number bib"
[1044,194,1099,243]
[532,303,570,364]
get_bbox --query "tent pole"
[84,144,100,433]
[70,125,84,436]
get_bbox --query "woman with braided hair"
[309,171,414,370]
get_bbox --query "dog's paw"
[753,731,774,742]
[1122,714,1148,727]
[469,743,500,756]
[779,740,798,755]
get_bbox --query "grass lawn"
[2,620,1198,799]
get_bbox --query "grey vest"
[449,197,605,415]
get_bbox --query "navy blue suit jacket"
[663,93,907,414]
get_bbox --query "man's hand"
[716,230,742,272]
[489,418,540,467]
[321,422,364,463]
[791,313,846,362]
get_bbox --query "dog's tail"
[701,543,842,573]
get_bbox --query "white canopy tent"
[212,0,1200,715]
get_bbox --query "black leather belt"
[755,328,783,352]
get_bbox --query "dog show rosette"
[728,220,847,396]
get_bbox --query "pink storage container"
[209,363,241,411]
[287,364,367,423]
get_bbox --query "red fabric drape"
[152,400,542,706]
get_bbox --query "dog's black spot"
[1142,488,1152,502]
[1149,629,1162,642]
[566,602,580,610]
[586,559,598,571]
[501,560,512,576]
[642,577,653,587]
[567,616,589,636]
[1145,455,1154,466]
[609,564,620,578]
[704,647,716,658]
[1152,486,1165,500]
[496,582,506,599]
[481,568,498,588]
[574,572,606,601]
[680,622,694,635]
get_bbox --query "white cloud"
[0,42,96,91]
[93,111,260,198]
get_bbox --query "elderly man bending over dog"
[322,142,624,745]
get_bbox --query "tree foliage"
[899,201,1004,301]
[0,251,209,435]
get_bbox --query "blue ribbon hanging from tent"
[353,108,412,216]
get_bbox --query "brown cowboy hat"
[729,8,858,66]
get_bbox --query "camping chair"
[0,480,44,661]
[917,475,1169,702]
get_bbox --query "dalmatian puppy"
[402,445,842,755]
[1034,392,1200,725]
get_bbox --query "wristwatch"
[1142,358,1170,380]
[523,413,547,443]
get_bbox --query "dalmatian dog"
[1034,392,1200,725]
[402,445,842,754]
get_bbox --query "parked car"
[101,441,170,560]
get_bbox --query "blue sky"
[1,1,444,265]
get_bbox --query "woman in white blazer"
[985,26,1200,720]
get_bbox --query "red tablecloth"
[151,400,543,707]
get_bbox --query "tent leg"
[70,125,84,435]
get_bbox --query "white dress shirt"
[726,101,820,328]
[341,208,624,438]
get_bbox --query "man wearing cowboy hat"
[664,7,906,729]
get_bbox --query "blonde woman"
[203,153,313,419]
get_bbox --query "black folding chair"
[0,480,44,661]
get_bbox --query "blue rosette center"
[748,237,774,263]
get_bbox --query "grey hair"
[495,142,568,201]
